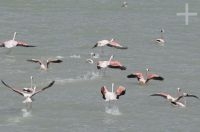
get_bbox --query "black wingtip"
[120,66,126,70]
[127,74,135,78]
[92,44,97,49]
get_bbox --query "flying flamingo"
[150,90,199,107]
[0,32,36,48]
[27,58,63,70]
[154,29,165,45]
[97,55,113,70]
[127,68,164,85]
[92,38,128,53]
[101,83,126,101]
[1,80,55,110]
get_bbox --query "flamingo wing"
[146,74,164,82]
[108,61,126,70]
[31,81,55,97]
[27,59,42,65]
[17,41,36,47]
[0,42,5,47]
[101,86,108,100]
[1,80,24,96]
[107,40,128,49]
[127,72,143,80]
[47,59,63,68]
[116,86,126,99]
[150,93,168,99]
[186,94,199,99]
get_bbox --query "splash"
[7,108,32,124]
[56,71,100,84]
[105,102,121,115]
[56,56,64,59]
[70,54,81,59]
[21,108,32,118]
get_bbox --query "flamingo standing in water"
[150,89,199,107]
[154,29,165,45]
[27,58,63,70]
[0,32,36,48]
[127,68,164,85]
[92,38,128,53]
[101,83,126,101]
[1,80,55,109]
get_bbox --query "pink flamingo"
[127,68,164,84]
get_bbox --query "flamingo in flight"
[150,89,199,107]
[101,83,126,101]
[92,39,128,53]
[1,80,55,109]
[127,68,164,84]
[97,55,113,70]
[154,29,165,45]
[27,58,63,70]
[0,32,36,48]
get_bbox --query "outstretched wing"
[47,59,63,68]
[150,93,168,99]
[17,41,36,47]
[101,86,108,100]
[107,40,128,49]
[146,74,164,82]
[127,72,143,81]
[1,80,24,96]
[186,94,199,99]
[27,59,42,65]
[31,81,55,97]
[116,86,126,99]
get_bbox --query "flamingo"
[127,68,164,84]
[27,58,63,70]
[108,60,126,70]
[1,80,55,109]
[22,76,34,93]
[101,83,126,101]
[0,32,36,48]
[155,29,165,45]
[97,55,113,70]
[92,39,128,52]
[150,91,199,107]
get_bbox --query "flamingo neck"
[30,76,33,89]
[111,83,114,93]
[13,32,16,40]
[160,29,164,39]
[145,69,148,80]
[108,55,113,65]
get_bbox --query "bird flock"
[0,3,199,114]
[91,35,199,108]
[0,28,198,114]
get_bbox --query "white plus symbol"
[176,3,197,25]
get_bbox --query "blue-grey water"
[0,0,200,131]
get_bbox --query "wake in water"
[21,108,32,118]
[56,71,100,84]
[70,54,81,59]
[7,108,32,124]
[105,101,121,115]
